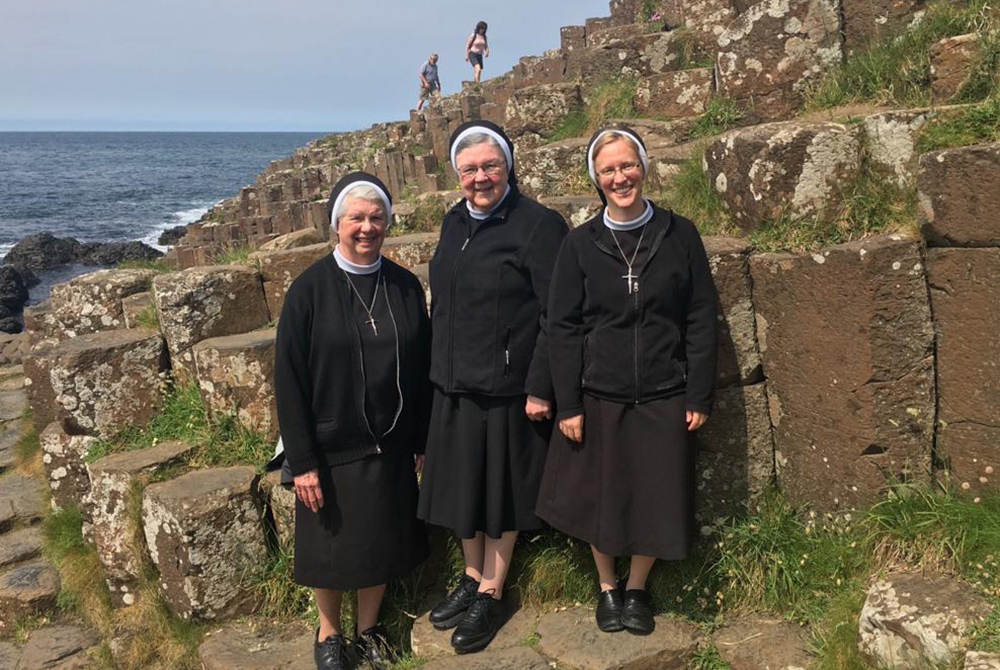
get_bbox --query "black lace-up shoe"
[354,624,394,670]
[429,573,480,630]
[450,590,510,654]
[595,587,625,632]
[314,630,349,670]
[620,589,655,635]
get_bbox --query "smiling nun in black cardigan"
[536,125,718,636]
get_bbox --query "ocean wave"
[0,243,15,263]
[139,202,214,251]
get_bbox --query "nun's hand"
[686,410,708,431]
[414,454,425,473]
[293,469,324,512]
[525,395,553,421]
[559,414,584,443]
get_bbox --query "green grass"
[661,145,733,236]
[547,76,640,142]
[134,303,160,331]
[805,0,999,109]
[117,259,174,273]
[211,242,257,266]
[393,196,449,236]
[688,98,745,139]
[915,95,1000,153]
[15,421,40,469]
[689,642,734,670]
[546,109,588,142]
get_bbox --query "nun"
[536,126,718,635]
[274,172,431,670]
[417,120,568,653]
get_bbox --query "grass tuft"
[661,145,733,236]
[688,98,745,139]
[689,642,734,670]
[117,259,173,273]
[915,95,1000,153]
[393,196,449,236]
[211,241,257,266]
[135,303,160,331]
[548,76,639,142]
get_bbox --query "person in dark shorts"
[274,172,431,670]
[465,21,489,83]
[537,125,718,636]
[417,53,440,111]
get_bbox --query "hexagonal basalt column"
[47,269,156,340]
[142,466,267,620]
[919,142,1000,247]
[250,243,330,321]
[39,422,98,512]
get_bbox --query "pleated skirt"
[536,393,695,560]
[294,452,429,590]
[417,389,552,539]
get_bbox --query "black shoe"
[595,588,625,632]
[429,573,480,630]
[450,591,510,654]
[354,624,394,670]
[620,589,655,635]
[314,630,349,670]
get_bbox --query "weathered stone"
[560,25,588,57]
[919,142,1000,247]
[411,606,538,660]
[538,195,603,228]
[420,647,551,670]
[382,232,439,269]
[39,422,97,511]
[712,616,813,670]
[859,573,989,668]
[0,526,43,568]
[198,620,315,670]
[536,606,698,669]
[0,559,60,621]
[926,248,1000,491]
[86,441,195,607]
[142,466,266,620]
[46,269,156,340]
[411,263,431,307]
[0,472,46,526]
[18,624,99,669]
[517,137,591,200]
[569,31,688,86]
[863,108,933,187]
[258,227,326,252]
[634,68,713,119]
[842,0,925,53]
[697,383,774,522]
[677,0,742,52]
[610,0,645,26]
[121,291,154,330]
[931,34,983,102]
[717,0,842,121]
[23,341,58,434]
[704,121,860,230]
[153,265,269,377]
[0,388,26,422]
[251,244,330,321]
[0,427,17,472]
[259,470,295,547]
[0,642,18,668]
[585,23,649,49]
[966,652,1000,670]
[194,330,277,439]
[47,329,167,438]
[22,303,59,347]
[751,236,935,511]
[705,236,761,387]
[504,83,583,139]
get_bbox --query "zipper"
[633,289,640,404]
[446,229,471,389]
[502,326,511,378]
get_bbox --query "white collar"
[333,245,381,275]
[603,200,653,231]
[467,184,512,220]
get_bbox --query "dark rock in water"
[0,318,21,335]
[4,233,84,272]
[0,267,29,310]
[9,266,39,289]
[158,225,188,246]
[79,241,163,266]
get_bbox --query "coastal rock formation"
[966,652,1000,670]
[0,526,43,569]
[250,243,331,320]
[705,236,761,387]
[142,466,267,620]
[930,33,982,102]
[39,421,98,512]
[842,0,925,52]
[17,624,100,669]
[46,268,156,339]
[23,341,59,433]
[505,83,583,139]
[919,142,1000,247]
[382,232,439,269]
[198,620,315,669]
[633,68,714,119]
[517,137,591,199]
[121,291,154,329]
[3,233,161,273]
[750,235,935,511]
[712,617,814,670]
[258,227,326,252]
[411,607,539,660]
[259,470,295,546]
[0,558,61,621]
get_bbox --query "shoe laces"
[464,589,498,623]
[447,574,479,604]
[358,627,391,662]
[317,633,346,663]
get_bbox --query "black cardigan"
[428,186,568,399]
[547,205,718,419]
[274,255,432,476]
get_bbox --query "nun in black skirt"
[274,172,430,670]
[416,120,568,653]
[537,126,718,635]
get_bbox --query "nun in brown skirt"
[537,125,718,635]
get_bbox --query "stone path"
[0,364,100,668]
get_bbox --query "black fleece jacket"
[428,186,568,399]
[274,255,432,476]
[547,205,718,419]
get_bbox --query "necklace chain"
[343,267,381,335]
[610,225,647,294]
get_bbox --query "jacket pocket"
[502,326,512,378]
[582,332,593,384]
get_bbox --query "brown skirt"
[536,394,695,560]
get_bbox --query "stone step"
[17,624,100,669]
[0,558,61,621]
[0,472,45,530]
[410,606,539,660]
[198,620,314,669]
[0,426,19,473]
[0,526,43,569]
[0,388,27,422]
[538,195,603,227]
[382,233,439,269]
[712,616,814,670]
[0,641,18,668]
[420,646,551,670]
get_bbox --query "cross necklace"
[609,224,647,295]
[343,267,382,335]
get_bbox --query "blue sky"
[0,0,611,132]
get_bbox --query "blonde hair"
[591,131,642,167]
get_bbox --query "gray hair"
[334,184,385,224]
[453,133,507,172]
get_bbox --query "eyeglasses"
[596,162,641,179]
[457,161,505,179]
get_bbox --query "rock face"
[24,341,59,434]
[121,291,154,329]
[0,526,43,568]
[87,441,195,607]
[152,265,270,377]
[842,0,924,52]
[504,83,583,139]
[704,121,860,230]
[0,558,60,621]
[45,268,157,340]
[39,421,98,511]
[252,243,330,321]
[568,31,688,85]
[517,137,591,199]
[411,607,539,660]
[859,573,989,668]
[705,237,762,387]
[0,472,47,527]
[259,470,295,546]
[750,236,935,511]
[258,227,327,252]
[80,240,162,266]
[0,267,30,334]
[18,624,100,669]
[716,0,842,121]
[198,620,315,670]
[142,466,267,620]
[863,108,934,187]
[536,606,699,669]
[919,143,1000,247]
[537,195,603,228]
[930,34,982,102]
[381,232,439,269]
[712,616,814,670]
[158,225,189,247]
[926,248,1000,491]
[420,647,551,670]
[47,329,167,438]
[633,68,714,119]
[193,329,278,439]
[3,233,161,272]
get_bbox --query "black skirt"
[294,453,429,590]
[417,389,552,539]
[536,394,695,560]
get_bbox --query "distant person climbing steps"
[417,53,440,111]
[465,21,489,83]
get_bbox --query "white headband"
[450,127,512,175]
[330,181,393,228]
[587,130,649,183]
